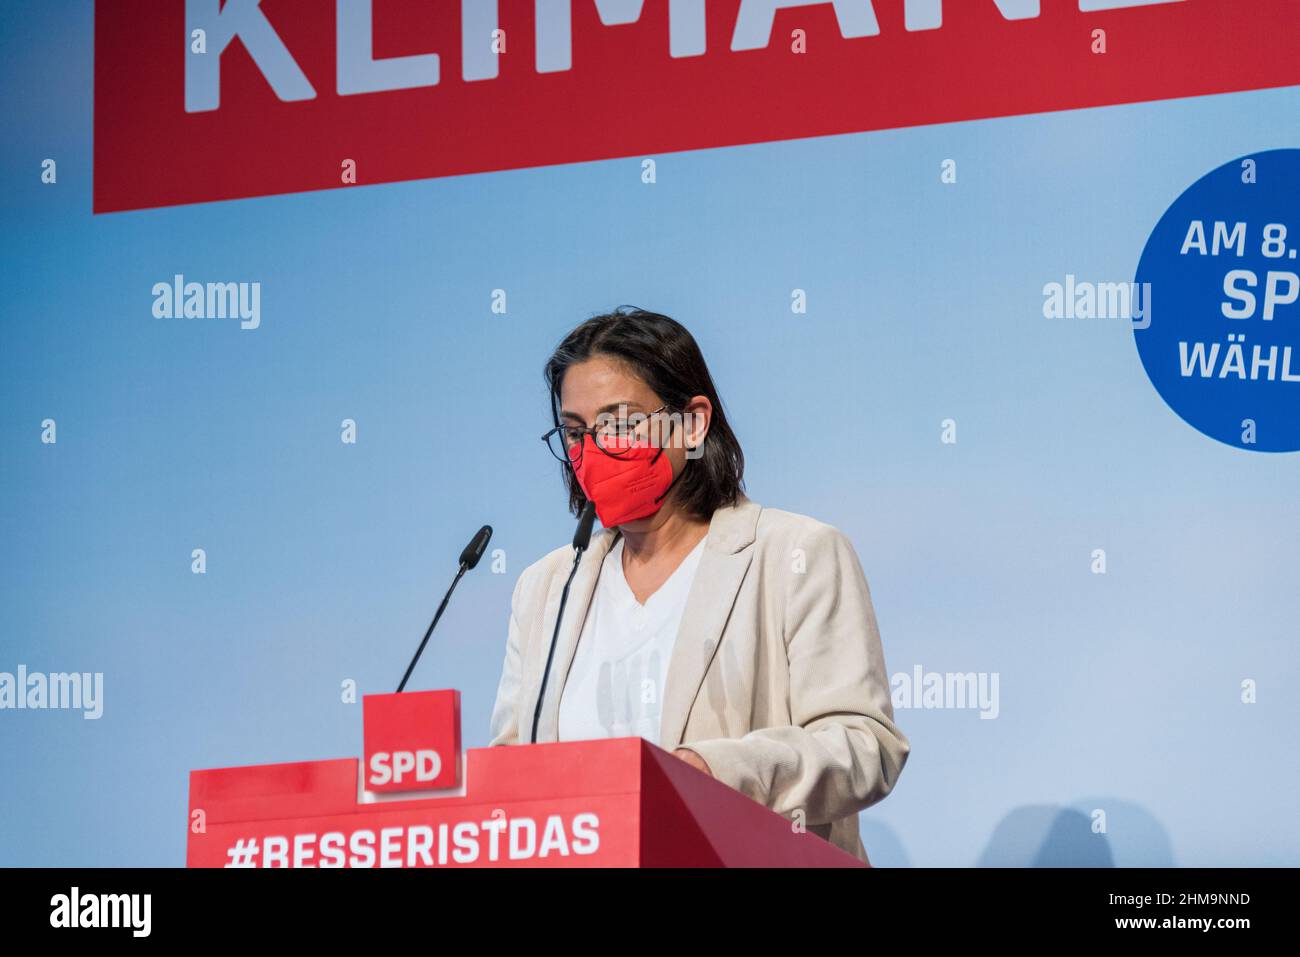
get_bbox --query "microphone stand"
[397,562,468,694]
[530,500,596,743]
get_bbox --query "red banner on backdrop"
[93,0,1299,213]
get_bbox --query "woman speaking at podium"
[488,306,910,862]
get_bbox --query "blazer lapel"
[522,496,762,748]
[658,496,762,750]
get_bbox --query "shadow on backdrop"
[976,801,1175,867]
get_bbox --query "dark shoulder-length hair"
[544,306,746,520]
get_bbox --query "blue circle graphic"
[1134,148,1300,452]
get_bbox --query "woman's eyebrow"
[559,401,645,423]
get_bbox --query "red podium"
[186,691,866,868]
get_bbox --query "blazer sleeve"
[680,522,910,827]
[487,569,528,747]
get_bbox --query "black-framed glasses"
[541,405,678,466]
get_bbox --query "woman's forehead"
[560,358,656,412]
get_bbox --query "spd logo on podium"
[362,690,461,795]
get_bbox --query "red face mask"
[569,433,677,528]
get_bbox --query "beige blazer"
[487,494,910,863]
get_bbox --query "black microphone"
[572,498,598,552]
[531,500,597,743]
[459,525,493,569]
[396,524,493,693]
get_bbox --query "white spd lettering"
[368,749,441,786]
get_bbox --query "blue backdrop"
[2,1,1297,867]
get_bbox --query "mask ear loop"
[652,424,695,506]
[648,410,681,465]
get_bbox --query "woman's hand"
[672,747,713,777]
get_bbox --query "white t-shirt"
[557,534,708,748]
